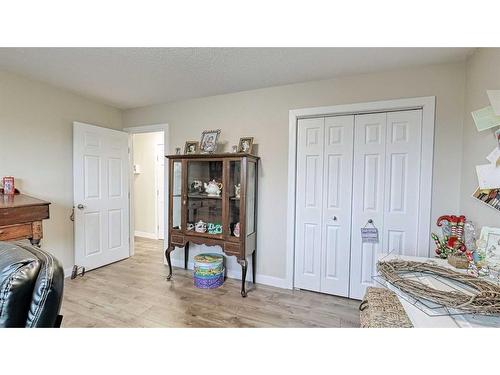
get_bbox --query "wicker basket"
[447,253,469,269]
[359,287,413,328]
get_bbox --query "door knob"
[77,204,85,210]
[332,216,338,221]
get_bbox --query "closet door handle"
[331,216,338,221]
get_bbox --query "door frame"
[286,96,436,290]
[123,124,169,257]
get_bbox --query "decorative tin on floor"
[193,253,225,289]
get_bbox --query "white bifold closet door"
[295,109,423,300]
[349,109,422,299]
[295,116,354,296]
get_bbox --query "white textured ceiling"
[0,48,474,109]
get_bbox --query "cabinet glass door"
[186,160,223,236]
[246,160,256,235]
[171,160,182,230]
[228,160,241,240]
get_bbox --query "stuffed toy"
[431,215,466,259]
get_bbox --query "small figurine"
[195,220,207,233]
[207,223,223,234]
[190,180,203,193]
[467,262,479,277]
[463,220,477,252]
[478,265,490,277]
[233,222,240,238]
[432,215,467,258]
[234,184,241,199]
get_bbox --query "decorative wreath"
[377,260,500,314]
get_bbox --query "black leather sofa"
[0,241,64,328]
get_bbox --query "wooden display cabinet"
[166,153,259,297]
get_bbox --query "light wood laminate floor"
[61,237,360,327]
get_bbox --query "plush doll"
[432,215,467,258]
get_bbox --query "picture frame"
[184,141,199,155]
[200,129,221,153]
[237,137,254,154]
[478,226,500,267]
[2,177,15,195]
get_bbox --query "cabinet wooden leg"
[166,246,174,280]
[238,259,248,297]
[252,251,256,284]
[184,242,190,270]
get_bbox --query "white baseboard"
[170,258,288,289]
[253,274,290,289]
[134,230,158,240]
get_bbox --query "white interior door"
[294,118,324,292]
[320,116,354,296]
[73,122,130,271]
[349,110,423,299]
[156,143,165,240]
[349,113,387,300]
[382,110,422,256]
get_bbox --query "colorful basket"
[193,253,225,289]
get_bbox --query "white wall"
[123,62,467,281]
[460,48,500,227]
[133,131,163,237]
[0,69,122,271]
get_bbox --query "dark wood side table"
[0,194,51,246]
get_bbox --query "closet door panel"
[383,110,422,256]
[295,118,324,292]
[320,115,354,296]
[350,113,387,300]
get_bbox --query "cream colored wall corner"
[123,61,467,280]
[133,131,163,237]
[0,69,122,272]
[460,48,500,227]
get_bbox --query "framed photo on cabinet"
[2,177,15,195]
[238,137,254,154]
[184,141,199,154]
[200,129,220,153]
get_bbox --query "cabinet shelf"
[187,194,222,200]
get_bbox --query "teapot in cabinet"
[204,180,223,196]
[195,220,207,233]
